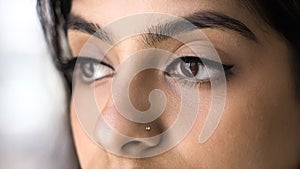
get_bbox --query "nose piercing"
[145,125,151,131]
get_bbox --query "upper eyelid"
[166,56,222,68]
[165,55,233,76]
[75,56,115,70]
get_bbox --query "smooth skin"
[68,0,300,168]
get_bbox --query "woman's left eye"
[165,56,233,84]
[76,57,115,83]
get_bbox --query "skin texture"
[68,0,300,168]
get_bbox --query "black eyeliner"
[75,56,115,70]
[165,56,233,76]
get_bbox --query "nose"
[93,68,169,158]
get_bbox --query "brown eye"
[189,62,199,76]
[180,58,201,77]
[165,56,233,83]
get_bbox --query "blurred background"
[0,0,79,168]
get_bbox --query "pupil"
[181,61,199,77]
[189,62,199,76]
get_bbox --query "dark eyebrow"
[67,11,257,46]
[187,11,257,41]
[67,14,113,44]
[144,11,258,46]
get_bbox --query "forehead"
[71,0,250,26]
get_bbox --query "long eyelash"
[175,75,212,87]
[175,77,202,88]
[165,56,233,75]
[165,56,234,87]
[76,56,115,70]
[76,56,115,83]
[180,56,233,72]
[60,57,77,72]
[57,56,115,85]
[59,56,115,72]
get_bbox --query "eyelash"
[77,57,115,83]
[60,57,115,84]
[61,56,233,87]
[165,56,233,87]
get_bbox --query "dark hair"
[37,0,73,90]
[36,0,300,167]
[37,1,80,168]
[244,0,300,98]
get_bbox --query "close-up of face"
[50,0,300,168]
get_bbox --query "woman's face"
[68,0,300,168]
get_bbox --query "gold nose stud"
[145,125,151,131]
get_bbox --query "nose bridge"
[113,38,168,113]
[129,68,163,111]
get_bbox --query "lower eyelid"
[80,73,115,84]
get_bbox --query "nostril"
[125,140,141,146]
[93,116,163,158]
[120,137,161,157]
[121,140,142,150]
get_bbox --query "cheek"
[70,100,109,169]
[209,51,300,167]
[175,38,300,167]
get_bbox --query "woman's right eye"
[77,57,115,83]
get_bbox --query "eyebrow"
[144,11,257,45]
[67,14,113,44]
[187,11,257,41]
[68,11,257,46]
